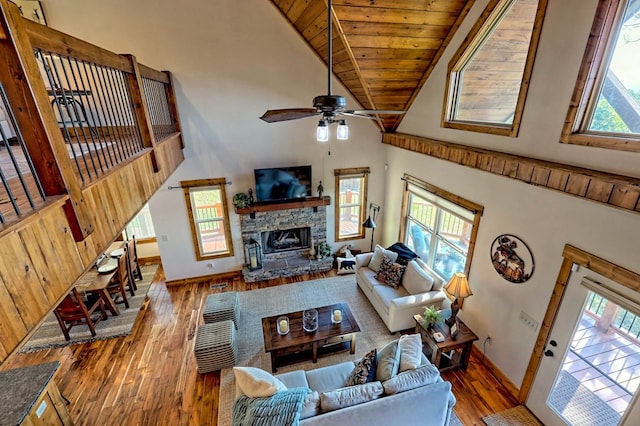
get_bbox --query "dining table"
[75,241,125,316]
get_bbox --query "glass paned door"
[529,273,640,425]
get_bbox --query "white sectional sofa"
[355,246,448,333]
[232,337,457,425]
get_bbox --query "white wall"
[388,0,640,389]
[44,0,386,280]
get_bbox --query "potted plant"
[317,241,331,259]
[232,192,252,209]
[423,306,442,329]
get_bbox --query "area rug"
[217,275,402,426]
[19,264,158,353]
[547,370,621,425]
[483,406,543,425]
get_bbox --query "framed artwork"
[490,234,535,284]
[14,1,47,25]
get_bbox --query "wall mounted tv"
[254,166,312,202]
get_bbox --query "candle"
[333,310,342,322]
[279,319,288,333]
[250,256,257,269]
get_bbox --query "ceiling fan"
[259,0,405,141]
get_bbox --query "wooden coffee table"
[262,302,360,372]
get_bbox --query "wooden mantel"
[235,196,331,216]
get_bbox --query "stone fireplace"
[238,201,333,282]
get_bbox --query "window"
[182,178,233,260]
[443,0,546,136]
[400,175,483,281]
[561,0,640,152]
[124,203,156,240]
[334,167,369,241]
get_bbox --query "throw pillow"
[300,390,321,420]
[376,340,402,382]
[233,366,287,397]
[375,255,406,288]
[336,257,357,275]
[382,364,441,395]
[414,258,445,291]
[346,349,377,386]
[402,260,435,294]
[368,245,398,272]
[398,333,423,372]
[319,381,384,413]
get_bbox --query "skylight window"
[443,0,545,137]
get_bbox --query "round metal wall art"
[490,234,534,284]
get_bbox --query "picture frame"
[450,322,458,339]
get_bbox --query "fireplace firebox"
[261,227,310,254]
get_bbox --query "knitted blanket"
[232,388,310,426]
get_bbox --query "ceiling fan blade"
[346,110,406,115]
[260,108,320,123]
[339,112,381,121]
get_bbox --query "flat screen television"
[254,165,312,202]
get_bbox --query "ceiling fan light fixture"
[316,119,329,142]
[337,119,348,140]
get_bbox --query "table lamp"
[443,272,472,327]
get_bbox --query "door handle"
[544,349,554,357]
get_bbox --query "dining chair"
[126,237,142,283]
[53,288,108,341]
[107,254,132,307]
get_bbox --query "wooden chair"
[54,288,108,341]
[126,237,142,284]
[107,254,132,307]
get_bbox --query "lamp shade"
[362,216,376,229]
[443,272,472,300]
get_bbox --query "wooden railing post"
[164,71,184,149]
[0,0,93,240]
[123,54,160,172]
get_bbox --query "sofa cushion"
[320,381,384,413]
[375,255,406,288]
[402,260,435,294]
[376,340,401,382]
[386,242,419,265]
[382,364,441,395]
[368,245,398,272]
[306,361,356,393]
[372,283,409,308]
[336,257,357,274]
[399,334,423,372]
[346,349,377,386]
[275,370,309,389]
[300,390,321,419]
[415,258,445,291]
[233,366,287,397]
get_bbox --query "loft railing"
[0,0,182,238]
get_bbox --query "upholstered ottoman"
[203,292,239,329]
[194,320,237,373]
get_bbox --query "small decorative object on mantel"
[247,188,254,205]
[317,181,324,198]
[232,192,252,209]
[490,234,535,283]
[308,237,317,259]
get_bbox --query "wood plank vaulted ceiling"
[268,0,476,132]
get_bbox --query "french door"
[528,270,640,425]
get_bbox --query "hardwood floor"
[1,263,518,425]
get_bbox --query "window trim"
[181,178,234,261]
[334,167,369,242]
[398,174,483,277]
[560,0,640,153]
[442,0,548,137]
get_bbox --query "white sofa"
[355,248,448,333]
[233,338,456,425]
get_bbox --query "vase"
[302,309,318,332]
[308,238,316,259]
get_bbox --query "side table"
[413,314,478,371]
